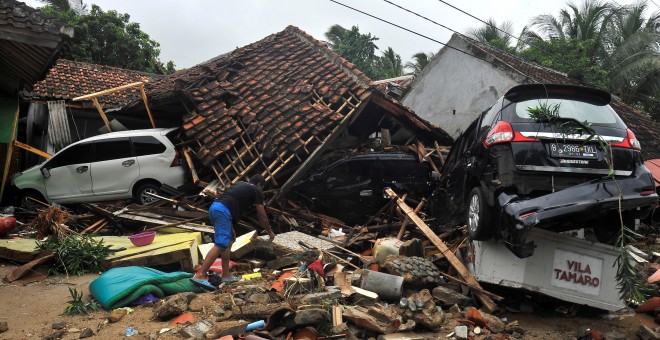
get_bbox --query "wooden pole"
[384,187,498,312]
[139,84,156,128]
[72,81,146,101]
[90,98,112,132]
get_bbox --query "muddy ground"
[0,262,653,340]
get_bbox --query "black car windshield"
[513,98,620,125]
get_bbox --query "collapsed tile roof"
[145,25,449,167]
[0,0,73,95]
[22,59,162,107]
[458,33,660,160]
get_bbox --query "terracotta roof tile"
[24,59,160,107]
[149,26,445,166]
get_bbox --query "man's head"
[249,174,266,190]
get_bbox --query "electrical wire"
[328,0,532,80]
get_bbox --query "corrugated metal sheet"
[46,100,71,151]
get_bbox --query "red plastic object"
[207,259,236,274]
[270,271,294,292]
[128,231,156,247]
[171,312,196,325]
[0,216,16,234]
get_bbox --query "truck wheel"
[135,183,161,205]
[466,187,494,241]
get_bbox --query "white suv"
[11,128,187,206]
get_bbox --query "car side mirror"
[326,177,337,189]
[40,167,51,179]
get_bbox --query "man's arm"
[255,204,275,241]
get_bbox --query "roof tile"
[23,59,159,107]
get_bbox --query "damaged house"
[0,0,72,204]
[123,25,451,202]
[8,25,451,221]
[20,59,165,166]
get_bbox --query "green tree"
[41,3,175,74]
[528,0,614,59]
[518,38,610,89]
[325,24,381,79]
[375,47,404,79]
[468,19,517,52]
[404,52,434,76]
[602,1,660,111]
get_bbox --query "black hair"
[249,174,266,188]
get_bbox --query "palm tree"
[529,0,614,58]
[603,1,660,106]
[468,19,516,52]
[325,24,380,79]
[377,47,404,79]
[404,52,434,76]
[39,0,87,14]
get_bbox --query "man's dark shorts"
[209,201,234,251]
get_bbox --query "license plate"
[549,143,598,159]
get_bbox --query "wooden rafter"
[72,81,155,131]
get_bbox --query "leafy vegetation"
[468,0,660,122]
[40,0,175,74]
[36,235,113,276]
[325,24,408,80]
[64,287,98,316]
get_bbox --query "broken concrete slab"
[262,231,336,255]
[180,319,214,339]
[431,285,472,307]
[298,290,342,305]
[343,305,401,334]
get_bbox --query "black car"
[438,84,658,258]
[290,150,435,224]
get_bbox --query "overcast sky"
[27,0,650,69]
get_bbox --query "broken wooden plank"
[433,141,446,167]
[13,140,52,159]
[81,218,106,235]
[384,187,498,312]
[397,197,425,240]
[183,147,200,184]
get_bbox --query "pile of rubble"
[1,155,660,339]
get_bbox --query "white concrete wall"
[403,35,524,139]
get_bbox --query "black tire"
[18,190,46,210]
[593,212,634,245]
[466,186,494,241]
[134,183,162,205]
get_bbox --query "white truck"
[468,228,625,311]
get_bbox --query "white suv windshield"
[514,98,618,124]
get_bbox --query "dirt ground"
[0,262,654,340]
